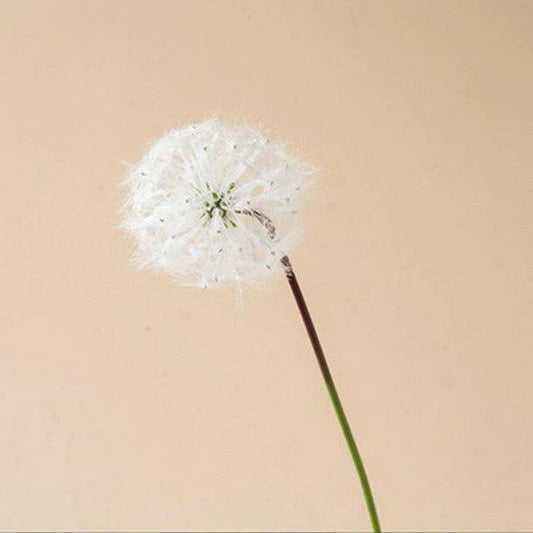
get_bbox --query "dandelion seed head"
[121,117,314,288]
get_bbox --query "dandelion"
[121,117,312,288]
[121,117,381,532]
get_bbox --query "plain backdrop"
[1,1,532,531]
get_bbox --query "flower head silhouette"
[121,118,314,288]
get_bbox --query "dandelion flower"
[120,117,382,532]
[121,117,314,288]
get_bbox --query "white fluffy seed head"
[121,117,315,288]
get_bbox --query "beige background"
[1,1,532,531]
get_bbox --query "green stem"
[238,208,381,531]
[281,255,381,533]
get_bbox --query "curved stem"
[281,255,381,533]
[238,209,381,531]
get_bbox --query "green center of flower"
[202,181,237,227]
